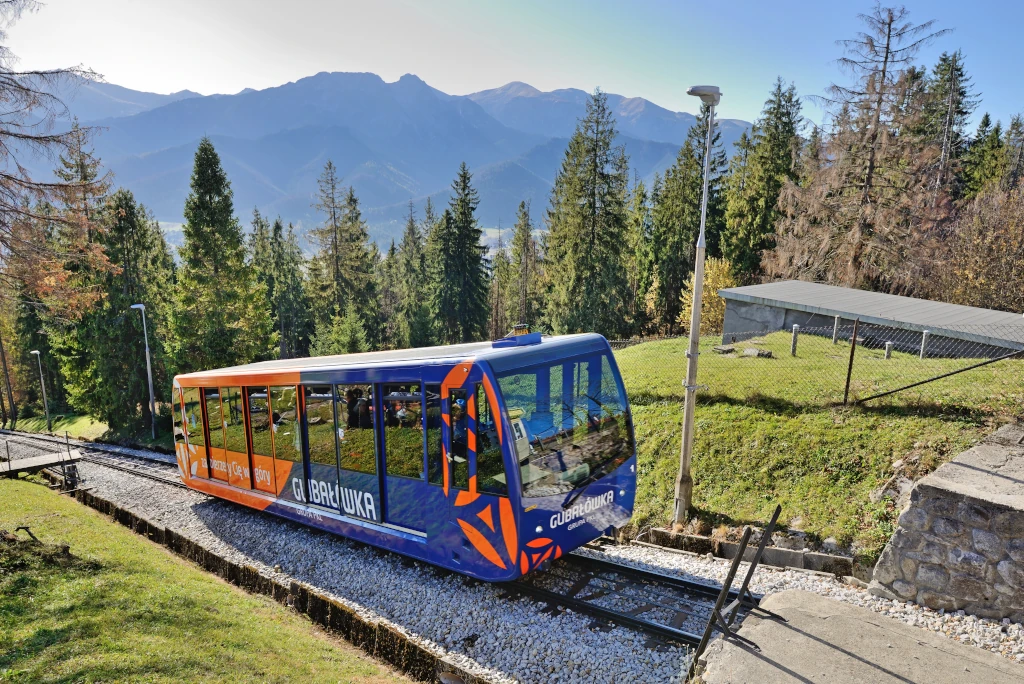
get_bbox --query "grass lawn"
[615,333,1023,563]
[0,478,406,683]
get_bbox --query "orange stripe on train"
[457,518,506,569]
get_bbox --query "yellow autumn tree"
[677,257,738,335]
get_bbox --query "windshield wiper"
[560,453,620,509]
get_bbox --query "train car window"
[248,388,273,458]
[172,389,185,447]
[304,385,338,468]
[182,387,205,447]
[449,388,469,489]
[222,387,248,454]
[335,384,376,474]
[425,384,442,485]
[247,386,276,493]
[204,388,229,481]
[269,386,302,463]
[381,383,423,480]
[474,384,507,496]
[304,385,340,510]
[496,353,633,497]
[205,388,224,449]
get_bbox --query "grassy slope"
[615,333,1023,561]
[0,479,405,683]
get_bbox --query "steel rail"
[563,553,755,605]
[508,577,705,647]
[78,452,187,489]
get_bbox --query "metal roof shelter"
[718,280,1024,353]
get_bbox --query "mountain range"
[45,73,750,247]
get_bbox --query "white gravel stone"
[74,458,690,683]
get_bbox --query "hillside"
[38,72,749,244]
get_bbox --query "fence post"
[920,330,930,359]
[791,324,800,357]
[832,316,841,344]
[884,341,893,360]
[844,319,860,405]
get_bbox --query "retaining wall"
[45,478,484,684]
[870,422,1024,622]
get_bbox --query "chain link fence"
[611,322,1024,414]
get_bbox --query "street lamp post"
[131,304,157,441]
[673,85,722,530]
[29,350,50,432]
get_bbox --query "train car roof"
[175,333,609,382]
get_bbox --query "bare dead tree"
[0,0,109,317]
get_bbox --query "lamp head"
[131,303,145,311]
[30,350,39,355]
[686,85,722,106]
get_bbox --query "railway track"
[511,549,758,649]
[0,430,185,489]
[2,429,767,656]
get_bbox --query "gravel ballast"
[73,460,690,683]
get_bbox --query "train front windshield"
[496,352,633,498]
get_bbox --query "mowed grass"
[11,414,108,441]
[0,479,406,683]
[615,333,1023,562]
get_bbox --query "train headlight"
[535,525,543,534]
[619,489,625,497]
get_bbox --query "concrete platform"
[1,449,81,477]
[698,590,1023,684]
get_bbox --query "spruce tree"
[1004,115,1024,190]
[397,201,432,347]
[509,200,542,329]
[51,189,174,429]
[625,180,655,335]
[167,138,275,372]
[488,228,512,339]
[275,222,311,358]
[649,102,726,334]
[722,79,802,279]
[309,162,378,345]
[962,114,1007,199]
[376,240,405,349]
[310,308,368,356]
[919,51,977,199]
[544,90,631,337]
[426,164,489,344]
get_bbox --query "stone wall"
[870,422,1024,622]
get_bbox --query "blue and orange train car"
[171,332,637,581]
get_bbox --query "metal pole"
[884,341,893,360]
[843,319,860,405]
[791,324,800,356]
[138,307,157,440]
[832,316,840,344]
[919,330,930,360]
[32,352,50,432]
[673,101,715,529]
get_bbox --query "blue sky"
[12,0,1022,129]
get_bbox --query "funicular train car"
[171,332,637,581]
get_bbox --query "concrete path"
[698,589,1023,683]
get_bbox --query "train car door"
[441,364,518,575]
[378,381,443,534]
